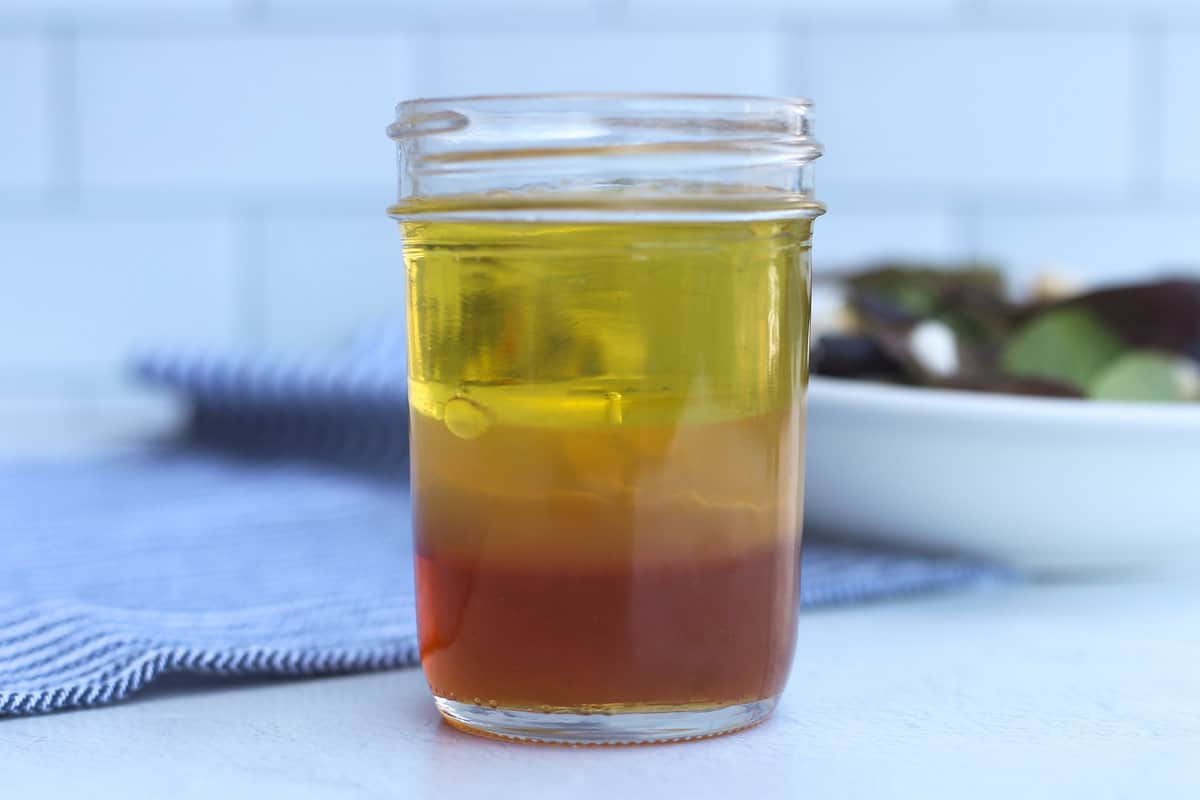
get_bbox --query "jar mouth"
[388,92,819,156]
[392,91,814,118]
[388,93,822,220]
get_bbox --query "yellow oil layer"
[403,217,813,431]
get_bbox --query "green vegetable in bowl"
[811,264,1200,403]
[1089,353,1189,402]
[1002,308,1124,391]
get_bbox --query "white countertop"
[2,414,1198,798]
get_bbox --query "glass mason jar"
[388,94,823,744]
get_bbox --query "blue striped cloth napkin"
[136,326,412,473]
[0,329,1005,716]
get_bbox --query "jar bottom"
[433,695,778,745]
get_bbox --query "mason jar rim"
[393,91,814,111]
[387,92,822,220]
[388,92,817,141]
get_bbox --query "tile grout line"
[780,21,809,96]
[9,9,1190,38]
[960,0,988,24]
[235,205,267,348]
[597,0,628,27]
[45,22,80,211]
[952,195,981,263]
[1129,16,1165,202]
[238,0,269,27]
[415,16,442,97]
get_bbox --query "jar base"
[433,695,778,745]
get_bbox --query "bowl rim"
[809,375,1200,431]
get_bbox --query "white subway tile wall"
[1163,33,1200,188]
[260,215,407,350]
[1,0,237,13]
[974,210,1200,291]
[801,30,1137,192]
[77,34,421,193]
[624,0,960,25]
[0,215,240,372]
[263,0,602,28]
[425,32,783,97]
[981,0,1200,22]
[813,209,963,270]
[0,0,1197,412]
[0,37,52,191]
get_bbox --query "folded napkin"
[136,326,411,473]
[0,331,1006,716]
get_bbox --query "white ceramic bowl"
[805,376,1200,573]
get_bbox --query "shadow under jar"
[388,93,824,744]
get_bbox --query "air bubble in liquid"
[443,396,493,439]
